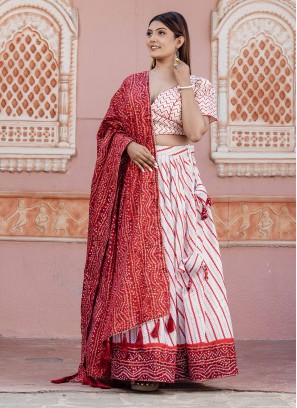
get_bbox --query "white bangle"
[177,84,194,89]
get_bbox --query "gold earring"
[176,48,180,63]
[151,58,156,68]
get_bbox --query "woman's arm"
[180,86,209,142]
[172,62,218,143]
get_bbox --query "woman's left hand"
[171,59,191,86]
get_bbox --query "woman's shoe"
[131,380,160,392]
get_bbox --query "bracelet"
[177,84,194,90]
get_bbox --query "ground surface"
[0,338,295,407]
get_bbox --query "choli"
[151,75,218,136]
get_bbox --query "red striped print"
[111,144,238,381]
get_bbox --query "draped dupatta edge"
[52,71,170,386]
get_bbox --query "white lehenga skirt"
[110,144,239,382]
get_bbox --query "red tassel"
[206,196,214,206]
[51,372,78,384]
[166,313,175,334]
[82,372,91,385]
[201,204,208,220]
[202,262,209,281]
[82,373,112,389]
[151,320,160,338]
[51,369,112,389]
[122,333,128,352]
[100,338,111,371]
[135,326,143,346]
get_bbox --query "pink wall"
[0,0,295,339]
[0,242,295,339]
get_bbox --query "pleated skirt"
[110,144,239,382]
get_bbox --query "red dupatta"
[52,71,170,387]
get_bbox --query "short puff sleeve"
[192,77,218,124]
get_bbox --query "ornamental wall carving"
[0,193,295,246]
[0,0,78,172]
[211,0,296,176]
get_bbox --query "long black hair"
[148,11,191,73]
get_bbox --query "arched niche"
[211,0,295,176]
[0,0,78,172]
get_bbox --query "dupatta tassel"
[100,338,111,371]
[122,333,128,352]
[195,194,213,221]
[151,319,160,338]
[206,196,214,206]
[51,372,78,384]
[202,261,209,281]
[135,326,143,346]
[201,203,208,220]
[166,313,175,334]
[82,372,112,389]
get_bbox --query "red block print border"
[111,338,239,382]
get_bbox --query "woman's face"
[146,20,182,62]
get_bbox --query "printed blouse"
[151,75,218,136]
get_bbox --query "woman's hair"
[148,11,191,73]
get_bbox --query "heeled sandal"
[130,380,160,392]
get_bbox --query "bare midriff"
[155,134,190,146]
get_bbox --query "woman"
[52,11,239,392]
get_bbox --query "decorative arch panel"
[0,0,78,172]
[211,0,295,176]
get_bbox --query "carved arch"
[211,0,295,176]
[0,0,78,172]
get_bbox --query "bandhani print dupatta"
[52,70,219,388]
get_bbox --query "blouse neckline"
[147,70,196,106]
[150,85,178,106]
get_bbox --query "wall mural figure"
[229,203,263,239]
[42,200,78,236]
[35,205,50,234]
[257,209,274,238]
[266,205,296,239]
[4,199,41,234]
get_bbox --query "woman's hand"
[126,141,158,173]
[171,59,191,86]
